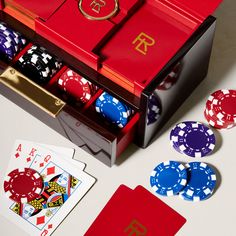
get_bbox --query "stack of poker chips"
[170,121,216,158]
[0,22,26,61]
[57,69,98,104]
[150,161,217,202]
[204,89,236,129]
[16,45,62,84]
[95,92,133,128]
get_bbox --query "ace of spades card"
[0,140,96,236]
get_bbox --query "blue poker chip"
[170,121,216,157]
[95,92,130,128]
[150,161,187,196]
[179,162,217,202]
[147,94,161,125]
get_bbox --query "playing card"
[130,186,187,235]
[1,140,96,236]
[85,185,186,236]
[36,143,86,170]
[12,140,86,171]
[84,185,133,236]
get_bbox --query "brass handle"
[0,67,65,117]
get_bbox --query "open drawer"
[0,12,140,166]
[0,66,139,166]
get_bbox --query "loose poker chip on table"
[179,162,217,202]
[205,89,236,129]
[58,69,92,103]
[4,168,44,203]
[204,108,234,130]
[95,92,131,128]
[170,121,195,154]
[170,121,216,157]
[150,161,187,196]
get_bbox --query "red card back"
[85,185,186,235]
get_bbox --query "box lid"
[160,0,222,22]
[5,0,65,20]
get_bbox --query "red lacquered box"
[0,0,222,166]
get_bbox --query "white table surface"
[0,1,236,235]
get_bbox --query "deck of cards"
[85,185,186,235]
[0,140,96,236]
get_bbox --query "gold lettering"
[132,32,156,55]
[90,0,106,14]
[124,219,147,236]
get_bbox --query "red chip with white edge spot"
[204,108,234,129]
[58,69,92,103]
[204,89,236,129]
[206,89,236,124]
[4,168,44,203]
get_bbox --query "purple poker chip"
[147,94,161,125]
[170,121,216,157]
[0,22,26,58]
[0,35,15,60]
[170,121,196,154]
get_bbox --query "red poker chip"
[4,168,44,203]
[58,69,93,103]
[157,62,181,90]
[206,89,236,124]
[204,108,235,129]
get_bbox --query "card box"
[0,0,221,166]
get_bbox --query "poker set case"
[0,0,222,166]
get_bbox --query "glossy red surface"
[160,0,222,22]
[100,1,194,94]
[35,0,116,70]
[0,0,4,9]
[110,0,144,24]
[4,0,222,95]
[5,0,65,20]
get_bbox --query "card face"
[12,140,86,171]
[35,142,86,170]
[1,140,96,236]
[85,185,186,236]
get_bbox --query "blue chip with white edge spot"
[179,162,217,202]
[95,92,131,128]
[150,161,187,196]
